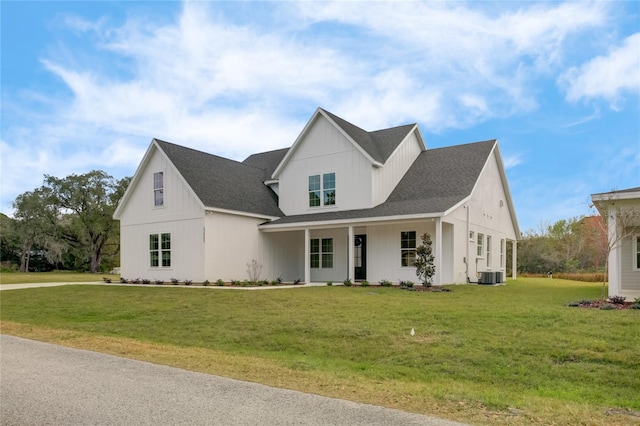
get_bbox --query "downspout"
[465,204,470,282]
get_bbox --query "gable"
[156,140,283,218]
[272,108,423,179]
[243,148,289,181]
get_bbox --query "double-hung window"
[486,236,492,268]
[310,238,333,268]
[401,231,417,267]
[477,233,484,257]
[153,172,164,207]
[308,173,335,207]
[150,233,171,267]
[500,239,505,268]
[634,235,640,270]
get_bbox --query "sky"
[1,0,639,232]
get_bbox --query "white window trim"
[477,233,484,258]
[310,238,334,269]
[150,232,172,269]
[486,235,492,269]
[153,171,165,208]
[500,238,505,270]
[401,231,417,268]
[308,172,336,208]
[633,234,640,271]
[469,231,475,241]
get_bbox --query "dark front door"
[354,234,367,281]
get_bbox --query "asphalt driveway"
[0,335,467,426]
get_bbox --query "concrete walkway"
[1,335,467,426]
[0,281,330,291]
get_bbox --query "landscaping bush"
[216,279,225,287]
[379,279,392,287]
[171,278,179,285]
[184,279,192,286]
[326,281,333,286]
[343,278,352,287]
[360,280,369,287]
[202,280,209,287]
[608,295,626,305]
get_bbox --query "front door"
[354,234,367,281]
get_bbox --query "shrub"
[379,279,392,287]
[230,279,239,286]
[246,259,263,283]
[102,277,112,283]
[184,279,192,286]
[293,278,301,285]
[171,278,179,285]
[202,280,209,286]
[631,303,640,310]
[120,277,128,284]
[132,278,141,284]
[608,295,626,305]
[154,279,164,285]
[326,281,333,286]
[343,278,352,287]
[360,280,369,287]
[270,279,279,286]
[399,280,414,288]
[216,279,225,286]
[141,279,150,284]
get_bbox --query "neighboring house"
[114,108,521,285]
[591,187,640,299]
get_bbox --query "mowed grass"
[1,278,639,425]
[0,271,119,285]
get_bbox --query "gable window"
[401,231,417,267]
[150,233,171,267]
[486,236,492,268]
[477,233,484,257]
[500,239,505,268]
[153,172,164,207]
[634,235,640,270]
[309,173,336,207]
[310,238,333,268]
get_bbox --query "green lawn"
[1,278,638,425]
[0,271,119,284]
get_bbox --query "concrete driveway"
[0,335,467,426]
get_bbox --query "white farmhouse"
[114,108,521,285]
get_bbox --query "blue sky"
[1,1,639,232]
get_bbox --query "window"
[401,231,417,267]
[634,235,640,270]
[150,233,171,267]
[477,233,484,257]
[486,236,492,268]
[150,234,159,267]
[309,173,335,207]
[500,239,505,268]
[469,231,475,241]
[153,172,164,207]
[310,238,333,268]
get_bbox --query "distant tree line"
[1,170,130,273]
[517,216,607,274]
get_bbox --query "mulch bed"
[567,300,638,310]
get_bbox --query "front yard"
[1,278,638,425]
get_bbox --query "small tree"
[415,232,435,286]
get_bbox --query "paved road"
[0,335,467,426]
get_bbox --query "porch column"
[434,217,442,285]
[304,228,310,284]
[511,240,517,280]
[348,225,355,282]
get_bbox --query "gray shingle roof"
[262,140,496,226]
[242,148,289,181]
[321,109,417,164]
[155,139,283,218]
[592,186,640,196]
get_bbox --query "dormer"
[271,108,426,216]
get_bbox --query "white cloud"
[560,33,640,109]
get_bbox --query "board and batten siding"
[447,149,518,282]
[118,146,206,280]
[619,233,640,297]
[278,115,373,216]
[372,131,422,206]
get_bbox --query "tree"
[44,171,130,273]
[414,232,435,286]
[12,188,59,272]
[0,213,21,269]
